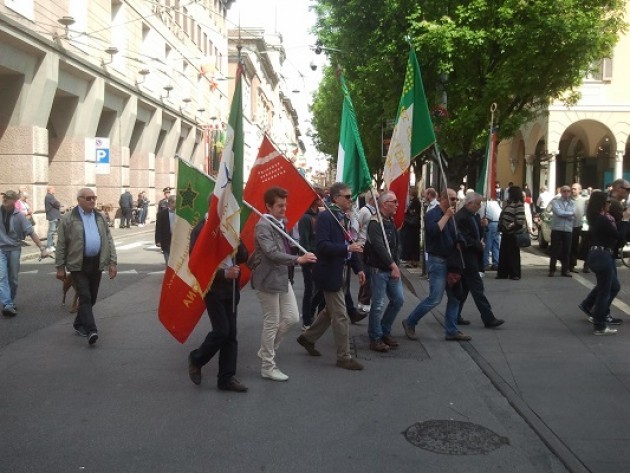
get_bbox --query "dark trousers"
[582,249,620,330]
[458,268,495,324]
[570,226,582,269]
[301,263,316,326]
[358,254,372,307]
[189,290,238,385]
[550,230,572,273]
[72,256,102,334]
[497,234,521,279]
[121,207,131,228]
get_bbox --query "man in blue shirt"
[402,188,471,342]
[55,188,117,345]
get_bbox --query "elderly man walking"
[549,185,575,277]
[56,188,117,345]
[1,190,47,317]
[455,192,505,328]
[44,186,62,249]
[364,191,404,352]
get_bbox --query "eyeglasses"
[338,194,353,200]
[80,196,97,201]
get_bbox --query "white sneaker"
[593,327,618,336]
[261,368,289,381]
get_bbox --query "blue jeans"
[0,249,21,308]
[404,254,459,336]
[483,221,500,267]
[583,249,619,330]
[47,219,59,248]
[368,267,404,341]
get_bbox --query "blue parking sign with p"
[95,147,110,174]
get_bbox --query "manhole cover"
[404,420,509,455]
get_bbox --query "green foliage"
[311,0,626,183]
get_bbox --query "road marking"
[115,240,153,251]
[20,270,38,274]
[117,269,138,274]
[573,273,630,315]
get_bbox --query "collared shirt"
[550,197,575,232]
[479,200,502,222]
[78,206,101,257]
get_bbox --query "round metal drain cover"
[405,420,509,455]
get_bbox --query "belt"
[590,246,613,253]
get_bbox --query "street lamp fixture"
[56,16,75,39]
[101,46,119,66]
[161,84,174,99]
[136,68,150,85]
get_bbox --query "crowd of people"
[2,176,628,394]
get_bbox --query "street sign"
[95,137,110,175]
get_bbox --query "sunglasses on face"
[338,194,353,200]
[80,196,97,201]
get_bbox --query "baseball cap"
[1,190,19,200]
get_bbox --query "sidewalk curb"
[400,267,591,473]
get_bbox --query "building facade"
[0,0,233,225]
[496,1,630,196]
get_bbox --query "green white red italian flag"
[383,48,436,228]
[158,64,244,343]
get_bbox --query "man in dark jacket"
[44,186,62,249]
[118,189,133,228]
[297,194,322,329]
[187,217,248,392]
[364,191,404,353]
[296,182,365,370]
[454,192,505,328]
[155,195,175,264]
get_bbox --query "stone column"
[616,150,624,180]
[524,154,535,191]
[548,152,558,193]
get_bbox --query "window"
[5,0,34,20]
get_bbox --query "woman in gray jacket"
[252,187,316,382]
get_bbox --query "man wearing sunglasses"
[402,189,472,342]
[55,188,117,346]
[297,182,365,370]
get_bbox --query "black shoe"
[582,267,591,273]
[457,318,471,326]
[218,378,248,392]
[561,272,572,278]
[548,271,555,277]
[349,309,368,324]
[188,354,201,385]
[484,318,505,328]
[87,332,98,345]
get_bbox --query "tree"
[311,0,626,185]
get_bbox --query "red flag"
[240,135,318,284]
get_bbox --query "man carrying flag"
[383,48,437,229]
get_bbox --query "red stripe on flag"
[389,171,410,229]
[158,267,207,343]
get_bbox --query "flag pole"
[483,103,498,219]
[242,200,309,254]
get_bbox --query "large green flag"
[335,73,372,198]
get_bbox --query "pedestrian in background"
[497,186,526,280]
[570,183,586,273]
[548,185,575,277]
[118,189,133,228]
[155,195,175,264]
[44,186,62,249]
[136,191,149,227]
[158,187,171,211]
[480,198,501,271]
[252,186,317,382]
[1,190,47,317]
[356,190,378,313]
[55,188,117,345]
[401,186,421,268]
[579,191,622,335]
[298,192,323,330]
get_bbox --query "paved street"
[1,226,629,472]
